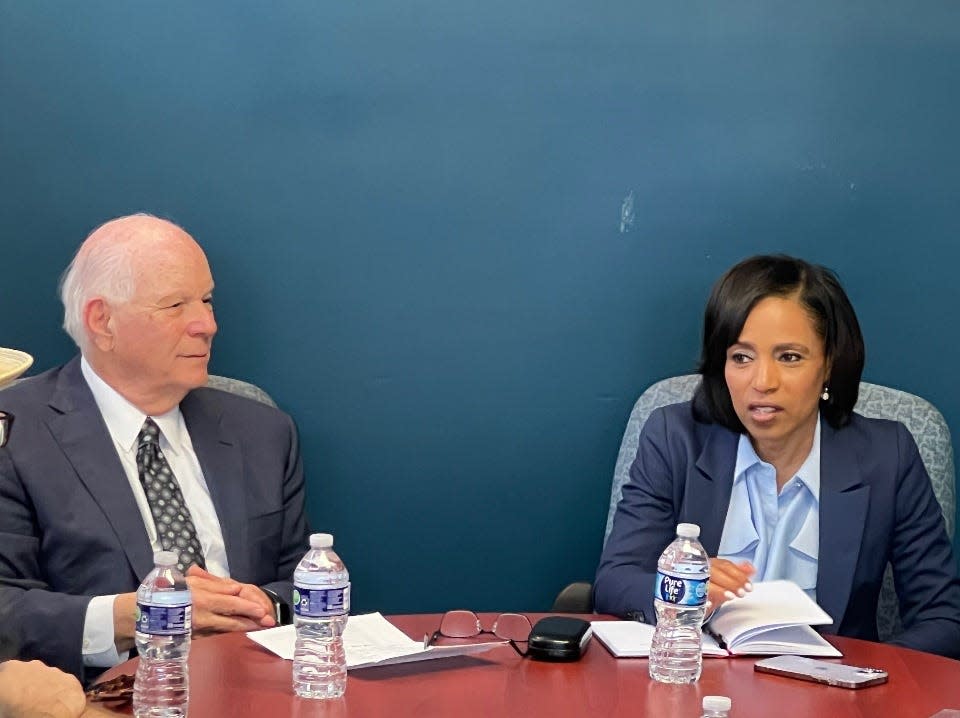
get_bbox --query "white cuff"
[82,595,125,667]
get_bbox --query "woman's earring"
[821,387,830,401]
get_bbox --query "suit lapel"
[816,420,869,630]
[692,424,739,556]
[46,358,154,581]
[181,391,249,580]
[692,419,868,631]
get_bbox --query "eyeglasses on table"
[424,610,532,656]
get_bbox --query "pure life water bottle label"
[294,584,351,617]
[655,571,708,607]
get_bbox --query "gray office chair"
[206,374,278,408]
[554,375,956,642]
[2,372,278,409]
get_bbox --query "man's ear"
[84,298,115,352]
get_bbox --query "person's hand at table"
[111,566,278,651]
[706,558,755,617]
[185,566,277,633]
[0,659,87,718]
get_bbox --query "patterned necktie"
[136,418,206,572]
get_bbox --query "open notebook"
[593,580,841,658]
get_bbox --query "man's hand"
[111,568,277,646]
[0,659,87,718]
[706,558,755,616]
[185,566,277,633]
[113,593,138,651]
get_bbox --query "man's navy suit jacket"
[594,401,960,658]
[0,357,310,677]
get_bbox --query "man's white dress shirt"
[80,358,229,667]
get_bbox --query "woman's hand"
[706,558,755,617]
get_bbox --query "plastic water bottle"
[701,695,732,717]
[649,523,710,684]
[292,533,350,699]
[133,551,191,718]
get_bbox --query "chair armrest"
[551,581,594,613]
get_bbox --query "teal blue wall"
[2,2,958,612]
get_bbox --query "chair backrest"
[206,374,278,408]
[2,373,278,408]
[604,374,956,641]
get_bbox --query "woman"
[594,255,960,658]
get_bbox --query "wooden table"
[99,613,960,717]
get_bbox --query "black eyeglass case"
[527,616,592,662]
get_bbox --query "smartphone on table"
[754,655,888,689]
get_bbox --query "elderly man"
[0,214,309,679]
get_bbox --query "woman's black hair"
[692,254,865,431]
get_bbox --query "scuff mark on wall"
[620,190,635,233]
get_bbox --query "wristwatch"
[260,587,293,625]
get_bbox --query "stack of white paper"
[247,612,503,669]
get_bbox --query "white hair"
[59,213,180,349]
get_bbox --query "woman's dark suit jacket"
[594,400,960,658]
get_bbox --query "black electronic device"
[526,616,592,662]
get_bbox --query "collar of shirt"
[720,416,822,560]
[80,357,187,456]
[732,416,822,501]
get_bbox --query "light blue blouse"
[717,418,821,599]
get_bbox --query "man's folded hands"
[185,565,277,633]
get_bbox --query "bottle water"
[649,523,710,684]
[292,533,350,699]
[701,695,732,717]
[133,551,191,718]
